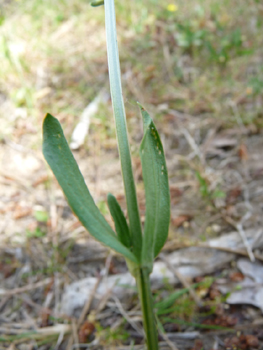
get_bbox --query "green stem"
[135,267,159,350]
[104,0,142,261]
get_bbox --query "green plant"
[96,323,129,346]
[195,171,225,202]
[34,209,49,223]
[42,0,170,349]
[248,76,263,95]
[176,22,207,51]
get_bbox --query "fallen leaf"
[229,272,244,282]
[170,186,183,205]
[191,339,203,350]
[209,287,221,300]
[32,175,49,187]
[40,309,50,328]
[78,321,95,343]
[13,206,32,220]
[226,187,242,205]
[245,335,259,348]
[238,143,248,161]
[172,215,190,228]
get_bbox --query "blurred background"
[0,0,263,348]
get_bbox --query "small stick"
[165,241,263,262]
[199,243,263,262]
[71,319,79,350]
[77,275,102,327]
[113,296,143,336]
[0,278,52,296]
[95,284,115,314]
[159,326,179,350]
[54,273,60,319]
[0,324,71,337]
[0,295,11,312]
[180,127,205,165]
[7,343,15,350]
[66,275,102,350]
[223,214,255,261]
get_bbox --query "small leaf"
[195,171,209,198]
[90,0,104,7]
[43,114,137,264]
[107,193,131,248]
[138,104,170,271]
[34,210,49,223]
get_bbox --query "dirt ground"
[1,98,263,350]
[0,0,263,349]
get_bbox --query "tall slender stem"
[135,268,159,350]
[104,0,142,261]
[104,2,159,348]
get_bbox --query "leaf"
[138,104,170,271]
[195,171,209,198]
[155,283,200,313]
[42,114,137,264]
[107,193,131,248]
[90,0,104,7]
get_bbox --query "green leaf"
[155,283,200,314]
[107,193,131,248]
[138,104,170,271]
[195,171,209,198]
[34,210,49,223]
[161,318,232,331]
[90,0,104,7]
[42,114,137,264]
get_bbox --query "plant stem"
[104,0,142,261]
[135,267,159,350]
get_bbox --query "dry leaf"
[78,321,95,343]
[238,143,249,160]
[13,206,32,220]
[172,215,190,228]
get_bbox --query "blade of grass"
[161,318,233,331]
[155,282,201,312]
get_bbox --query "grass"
[0,0,262,133]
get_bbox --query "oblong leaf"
[90,0,104,7]
[107,193,131,248]
[43,114,137,263]
[138,104,170,271]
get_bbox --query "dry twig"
[0,278,52,296]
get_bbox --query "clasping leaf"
[107,193,131,248]
[43,114,137,264]
[138,104,170,272]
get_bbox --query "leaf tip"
[136,102,145,111]
[107,193,115,204]
[43,113,56,128]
